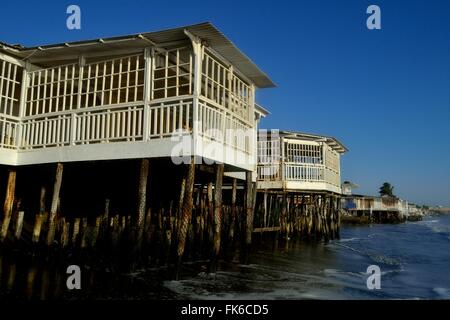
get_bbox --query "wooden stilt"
[136,158,149,250]
[242,171,254,263]
[144,207,152,246]
[60,219,69,248]
[91,216,102,247]
[32,214,43,243]
[102,198,110,236]
[80,217,88,248]
[0,169,17,241]
[26,267,36,299]
[46,163,63,246]
[14,211,24,240]
[7,263,16,290]
[72,218,80,246]
[176,158,195,279]
[211,163,224,272]
[229,178,237,240]
[207,182,214,245]
[280,192,287,237]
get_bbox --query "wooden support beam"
[229,178,237,240]
[245,172,254,245]
[280,192,287,236]
[46,163,63,246]
[176,158,195,278]
[211,163,224,271]
[14,211,24,240]
[136,158,150,248]
[241,171,254,264]
[0,169,17,242]
[176,157,195,278]
[60,218,69,248]
[72,218,80,245]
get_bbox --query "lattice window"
[201,51,251,121]
[325,147,339,172]
[285,142,323,164]
[152,48,193,100]
[230,74,250,119]
[26,63,79,116]
[201,52,230,108]
[0,59,23,117]
[81,54,145,108]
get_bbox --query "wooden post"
[242,171,254,263]
[47,163,63,245]
[280,192,287,237]
[14,211,24,240]
[229,178,237,240]
[80,217,88,248]
[136,158,149,249]
[72,218,80,245]
[176,158,195,279]
[60,219,69,248]
[32,214,43,243]
[91,216,102,247]
[211,163,224,272]
[0,169,17,241]
[207,182,214,244]
[102,198,110,237]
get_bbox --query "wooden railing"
[257,162,341,188]
[198,99,253,155]
[1,97,254,157]
[284,163,324,182]
[0,115,19,149]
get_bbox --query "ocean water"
[1,214,449,299]
[164,214,450,300]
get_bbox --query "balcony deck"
[256,130,347,194]
[0,23,274,171]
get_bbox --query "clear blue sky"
[1,0,449,206]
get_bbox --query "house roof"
[0,22,275,89]
[258,129,348,153]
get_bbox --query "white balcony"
[0,23,274,172]
[257,130,347,194]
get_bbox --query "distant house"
[257,130,347,194]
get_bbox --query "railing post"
[142,47,153,142]
[70,113,77,145]
[280,136,285,181]
[16,68,29,149]
[185,29,204,161]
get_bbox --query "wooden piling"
[47,163,63,246]
[242,171,254,263]
[0,169,17,241]
[176,158,195,278]
[80,217,88,248]
[211,163,224,272]
[32,214,43,243]
[60,219,69,248]
[229,178,237,240]
[136,158,149,249]
[280,192,287,237]
[72,218,80,245]
[14,211,24,240]
[91,216,102,247]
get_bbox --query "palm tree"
[379,182,394,197]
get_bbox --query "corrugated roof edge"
[258,129,348,153]
[2,22,275,89]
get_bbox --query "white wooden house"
[257,130,347,194]
[0,23,274,172]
